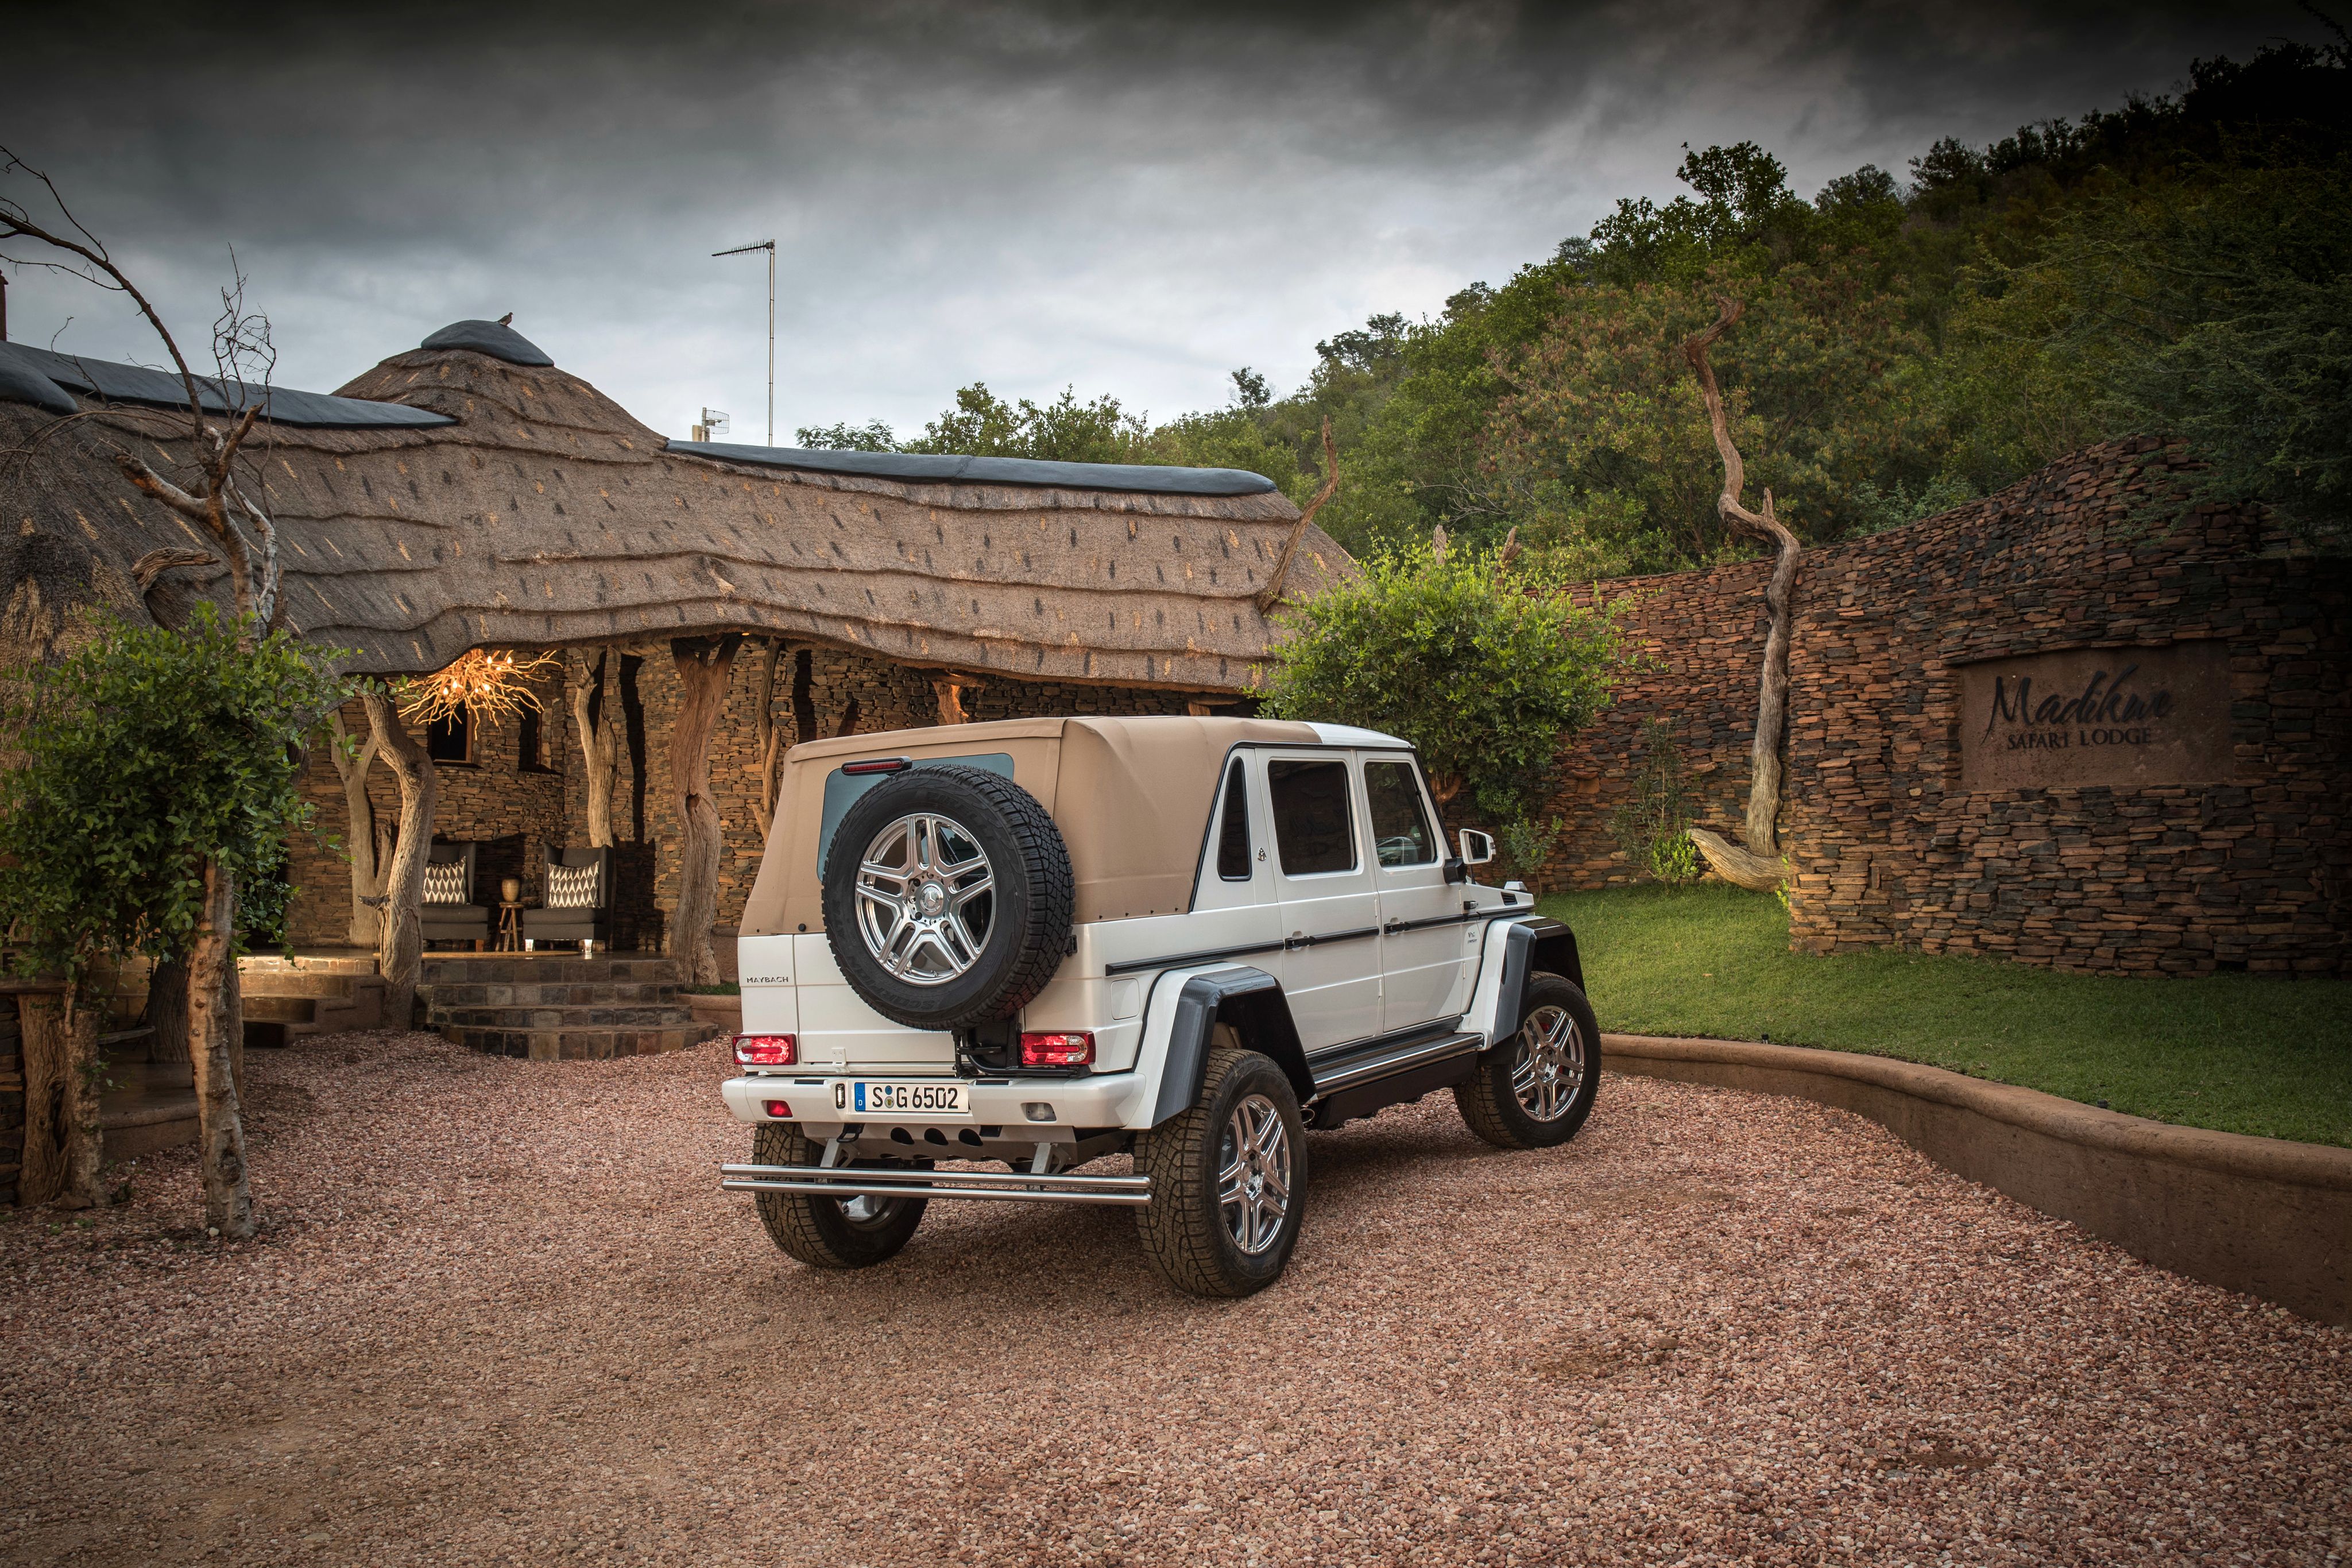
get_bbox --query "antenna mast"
[713,239,777,445]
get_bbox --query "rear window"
[818,753,1014,873]
[1215,758,1252,880]
[1268,758,1356,876]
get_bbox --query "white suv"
[719,715,1599,1296]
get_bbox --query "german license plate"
[838,1079,970,1119]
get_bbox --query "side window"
[1268,758,1356,876]
[1364,760,1436,866]
[1215,758,1252,880]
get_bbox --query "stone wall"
[1533,439,2352,977]
[291,643,1213,952]
[288,672,572,949]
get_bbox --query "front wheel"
[751,1122,929,1269]
[1454,971,1600,1149]
[1134,1048,1306,1298]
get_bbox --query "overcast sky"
[4,1,2326,445]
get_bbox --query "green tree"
[1255,540,1622,818]
[902,382,1150,463]
[794,419,897,452]
[0,607,345,1226]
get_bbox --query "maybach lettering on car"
[718,715,1600,1296]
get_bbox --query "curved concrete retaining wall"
[1603,1033,2352,1329]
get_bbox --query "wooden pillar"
[670,634,742,984]
[931,674,982,725]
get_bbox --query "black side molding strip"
[1108,905,1527,977]
[1105,939,1289,977]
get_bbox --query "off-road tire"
[751,1122,928,1269]
[1454,971,1601,1150]
[819,764,1074,1031]
[1133,1048,1306,1298]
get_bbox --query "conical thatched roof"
[0,323,1348,688]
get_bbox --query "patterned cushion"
[421,861,469,905]
[545,862,599,909]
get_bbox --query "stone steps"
[438,1004,697,1029]
[443,1023,713,1060]
[416,954,717,1062]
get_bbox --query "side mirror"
[1457,828,1496,867]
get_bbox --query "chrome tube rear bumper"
[719,1162,1152,1207]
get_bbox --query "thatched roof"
[0,323,1349,688]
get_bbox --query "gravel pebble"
[2,1028,2345,1566]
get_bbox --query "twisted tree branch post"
[1255,417,1342,614]
[669,634,741,984]
[362,688,437,1025]
[1681,296,1802,891]
[567,649,620,848]
[328,705,385,947]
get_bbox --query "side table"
[495,901,525,952]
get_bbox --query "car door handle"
[1382,919,1407,935]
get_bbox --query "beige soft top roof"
[740,715,1325,934]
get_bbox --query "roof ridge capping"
[667,439,1280,498]
[0,340,453,429]
[419,319,555,367]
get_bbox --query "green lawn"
[1538,883,2352,1148]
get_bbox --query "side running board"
[1307,1031,1484,1098]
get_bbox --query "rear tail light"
[1019,1031,1094,1068]
[763,1100,793,1119]
[733,1033,796,1066]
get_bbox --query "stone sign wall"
[1537,438,2351,977]
[1956,641,2237,791]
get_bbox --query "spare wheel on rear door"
[818,763,1075,1031]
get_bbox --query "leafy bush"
[0,606,345,983]
[1494,815,1566,891]
[1255,540,1622,819]
[1608,718,1703,886]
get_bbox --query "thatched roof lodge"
[0,318,1350,961]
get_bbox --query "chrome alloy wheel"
[1511,1003,1586,1122]
[851,812,996,986]
[1217,1093,1294,1255]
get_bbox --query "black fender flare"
[1149,966,1313,1126]
[1492,916,1587,1045]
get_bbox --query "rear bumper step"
[719,1162,1152,1207]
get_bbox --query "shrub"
[1256,538,1623,819]
[0,606,346,983]
[1608,718,1703,886]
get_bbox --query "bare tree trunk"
[669,634,740,985]
[1681,297,1802,892]
[363,690,438,1025]
[144,955,191,1064]
[17,983,103,1209]
[1255,417,1343,614]
[752,640,783,834]
[185,861,254,1237]
[567,649,619,849]
[328,706,385,947]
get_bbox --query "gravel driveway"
[3,1030,2344,1567]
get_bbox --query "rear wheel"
[1454,971,1600,1149]
[751,1122,928,1269]
[1134,1048,1306,1298]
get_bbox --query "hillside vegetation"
[800,36,2350,570]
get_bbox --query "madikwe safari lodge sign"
[1958,642,2236,790]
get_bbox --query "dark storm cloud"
[3,1,2323,440]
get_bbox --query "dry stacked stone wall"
[1534,439,2351,976]
[288,675,572,949]
[292,642,1217,953]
